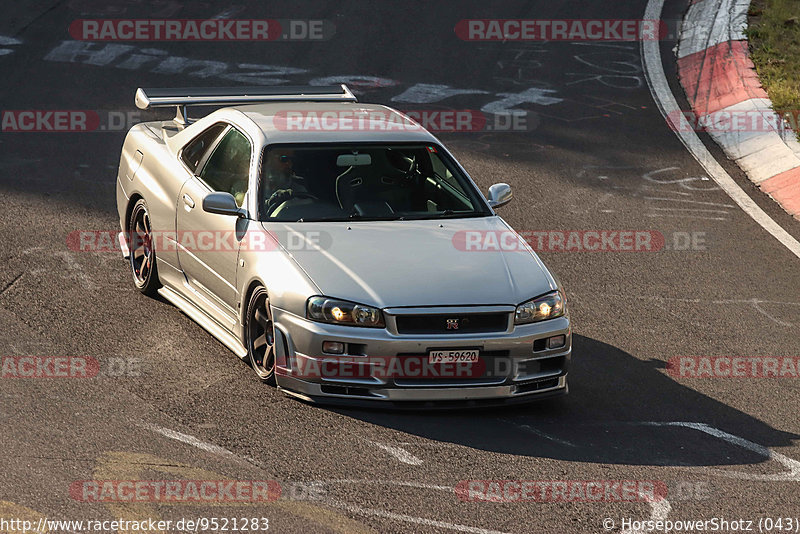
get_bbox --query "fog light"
[547,335,566,349]
[322,341,345,354]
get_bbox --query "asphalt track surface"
[1,1,800,533]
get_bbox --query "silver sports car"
[116,85,571,407]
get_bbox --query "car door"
[176,124,252,326]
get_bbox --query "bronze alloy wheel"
[128,199,160,296]
[246,287,276,384]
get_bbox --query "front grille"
[395,312,509,334]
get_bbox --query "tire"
[245,286,276,385]
[128,199,161,296]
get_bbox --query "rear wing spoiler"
[134,84,357,125]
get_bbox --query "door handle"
[183,194,195,208]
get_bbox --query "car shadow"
[324,334,800,467]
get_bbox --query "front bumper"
[271,305,571,407]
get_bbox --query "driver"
[263,150,307,212]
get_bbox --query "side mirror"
[202,192,247,218]
[487,183,513,209]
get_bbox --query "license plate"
[428,349,480,364]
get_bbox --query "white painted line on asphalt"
[642,188,693,196]
[620,418,800,533]
[499,419,577,448]
[618,294,800,306]
[142,425,509,532]
[211,7,245,20]
[621,493,672,534]
[648,206,730,213]
[0,35,22,45]
[643,197,736,208]
[320,479,453,491]
[140,422,238,459]
[746,300,794,327]
[642,0,800,260]
[54,251,94,289]
[327,500,515,534]
[368,441,424,465]
[613,294,797,326]
[640,422,800,481]
[645,213,728,220]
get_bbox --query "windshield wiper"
[293,216,347,222]
[442,211,489,219]
[401,211,486,220]
[348,211,407,220]
[289,212,486,222]
[290,214,404,222]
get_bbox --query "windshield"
[259,144,492,222]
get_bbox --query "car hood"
[261,217,556,308]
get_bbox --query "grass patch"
[746,0,800,139]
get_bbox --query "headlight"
[306,296,385,327]
[515,291,566,324]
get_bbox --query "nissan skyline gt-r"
[115,85,571,407]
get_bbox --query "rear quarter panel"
[116,122,189,271]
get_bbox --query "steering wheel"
[265,190,320,216]
[389,154,420,186]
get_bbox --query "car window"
[199,127,252,207]
[260,144,491,222]
[430,152,459,188]
[180,123,227,173]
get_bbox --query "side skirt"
[157,285,248,359]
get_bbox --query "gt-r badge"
[446,318,459,330]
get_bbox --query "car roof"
[231,101,440,145]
